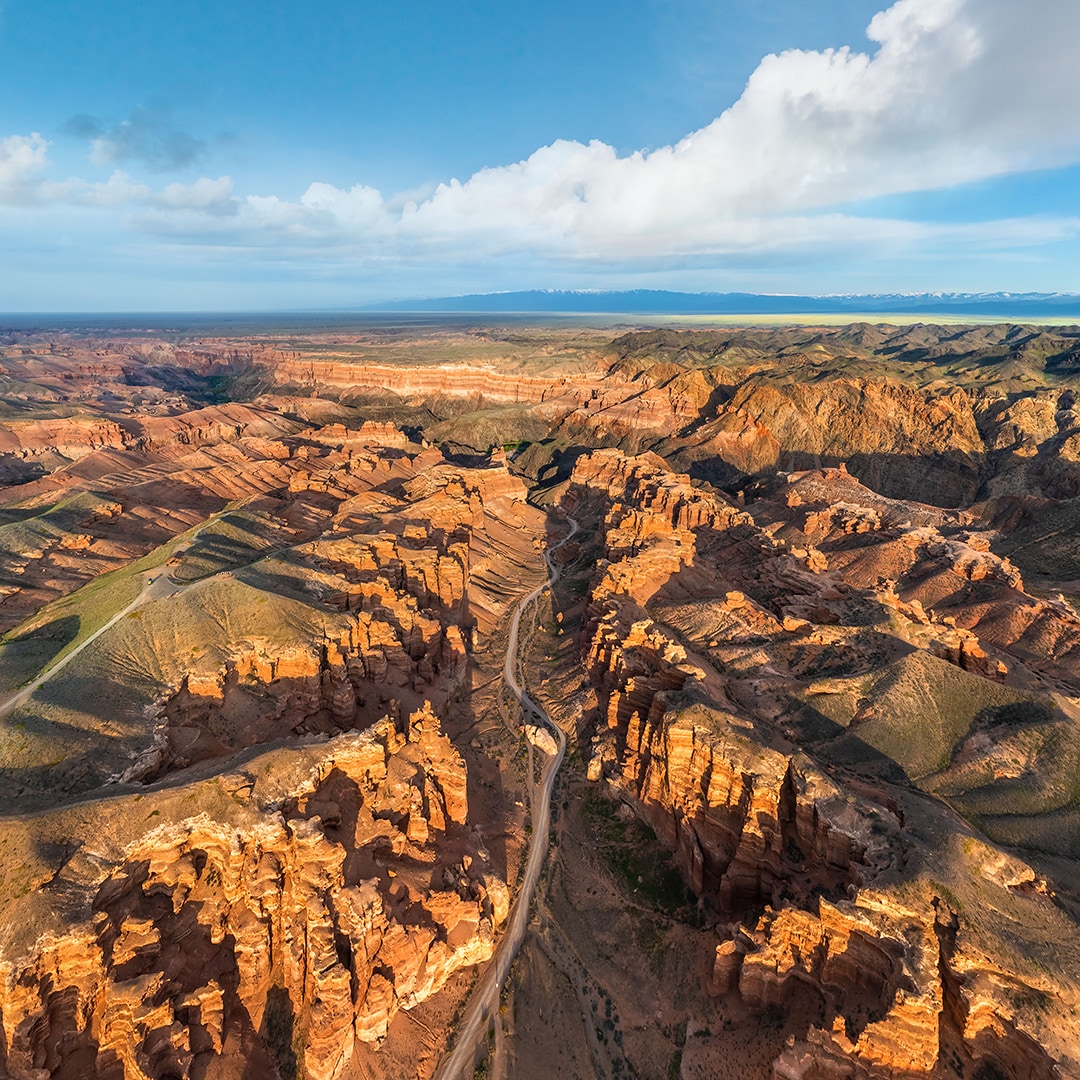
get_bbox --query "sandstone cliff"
[0,709,504,1080]
[6,322,1080,1078]
[562,447,1079,1079]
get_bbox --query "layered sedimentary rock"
[713,892,1062,1080]
[6,323,1080,1078]
[0,397,542,1077]
[267,358,607,410]
[0,708,504,1080]
[715,894,943,1077]
[564,445,1078,1079]
[0,414,408,633]
[144,526,475,781]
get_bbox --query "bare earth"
[1,319,1080,1080]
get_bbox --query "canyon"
[1,318,1080,1079]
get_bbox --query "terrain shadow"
[0,613,80,695]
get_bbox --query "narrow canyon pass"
[0,319,1079,1080]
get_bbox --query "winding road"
[0,503,583,1075]
[434,513,578,1080]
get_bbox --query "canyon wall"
[0,710,505,1080]
[563,447,1078,1079]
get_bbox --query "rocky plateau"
[1,319,1080,1080]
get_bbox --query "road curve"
[0,505,582,1074]
[434,514,578,1080]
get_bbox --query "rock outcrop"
[563,446,1079,1080]
[0,709,505,1080]
[6,322,1080,1079]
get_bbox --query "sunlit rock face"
[3,322,1080,1079]
[0,710,507,1080]
[0,364,543,1077]
[566,444,1077,1079]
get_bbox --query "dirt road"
[434,514,578,1080]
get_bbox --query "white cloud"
[3,0,1080,278]
[158,175,236,215]
[299,182,388,231]
[208,0,1080,262]
[374,0,1080,258]
[44,170,153,206]
[85,171,153,206]
[0,133,48,204]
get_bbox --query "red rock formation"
[584,605,897,908]
[727,894,941,1077]
[131,461,534,782]
[0,709,505,1080]
[7,326,1080,1079]
[563,446,1076,1079]
[265,358,605,412]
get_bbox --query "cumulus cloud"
[0,133,48,204]
[202,0,1080,263]
[82,171,153,206]
[372,0,1080,258]
[64,106,207,172]
[8,0,1080,276]
[158,176,237,214]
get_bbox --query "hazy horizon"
[3,0,1080,309]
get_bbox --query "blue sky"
[2,0,1080,310]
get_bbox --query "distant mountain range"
[367,289,1080,317]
